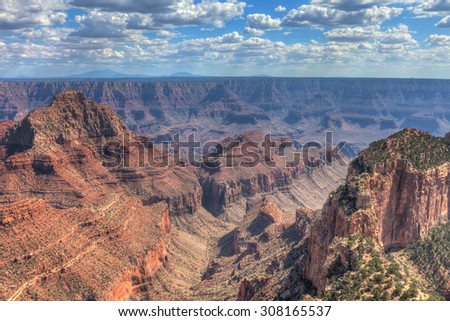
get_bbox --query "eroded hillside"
[0,91,346,300]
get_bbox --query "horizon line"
[2,76,450,81]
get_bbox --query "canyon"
[1,82,450,301]
[0,91,345,300]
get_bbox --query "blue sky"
[2,1,450,78]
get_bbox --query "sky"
[2,0,450,78]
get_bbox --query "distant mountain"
[69,70,149,79]
[168,72,203,78]
[68,70,203,79]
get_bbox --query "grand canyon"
[1,79,449,301]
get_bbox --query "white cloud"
[379,24,417,45]
[436,16,450,28]
[275,6,286,12]
[340,24,415,42]
[73,11,130,38]
[413,1,450,17]
[156,30,179,38]
[324,25,381,42]
[244,27,266,36]
[19,27,75,43]
[0,0,68,30]
[72,1,246,31]
[426,34,450,46]
[245,14,281,35]
[281,5,403,27]
[69,0,179,13]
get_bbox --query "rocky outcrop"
[0,92,195,300]
[305,129,450,296]
[0,91,201,214]
[0,120,14,138]
[237,278,269,301]
[248,197,283,235]
[237,279,255,301]
[295,207,313,237]
[2,90,128,151]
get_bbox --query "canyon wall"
[305,129,450,296]
[2,78,450,150]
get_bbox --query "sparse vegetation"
[323,235,436,301]
[352,128,450,174]
[335,185,357,212]
[408,221,450,298]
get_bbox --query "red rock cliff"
[305,129,450,296]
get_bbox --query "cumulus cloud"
[275,6,286,12]
[0,0,68,30]
[70,1,246,39]
[281,5,403,27]
[326,24,416,44]
[72,11,130,38]
[20,27,75,43]
[69,0,179,13]
[412,1,450,28]
[413,1,450,17]
[142,1,246,29]
[379,24,417,45]
[71,0,246,30]
[324,24,417,57]
[156,30,179,38]
[244,27,266,36]
[325,25,381,42]
[245,14,281,35]
[426,34,450,46]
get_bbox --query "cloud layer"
[1,0,450,78]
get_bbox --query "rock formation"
[305,129,450,296]
[0,91,196,300]
[0,90,347,301]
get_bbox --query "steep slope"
[305,129,450,299]
[0,91,199,300]
[199,130,347,222]
[409,221,450,299]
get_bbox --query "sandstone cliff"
[0,91,196,300]
[305,129,450,297]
